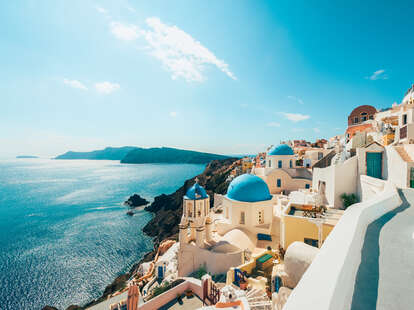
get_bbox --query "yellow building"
[281,203,343,250]
[241,157,254,173]
[383,133,395,146]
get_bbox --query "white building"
[253,144,312,195]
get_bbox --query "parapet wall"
[283,176,402,310]
[139,278,203,310]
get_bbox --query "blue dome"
[185,183,208,200]
[268,144,294,156]
[226,174,272,202]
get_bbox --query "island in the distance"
[55,146,231,164]
[16,155,39,158]
[54,146,136,160]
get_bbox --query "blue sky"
[1,0,413,158]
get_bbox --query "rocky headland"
[55,146,230,164]
[80,157,239,309]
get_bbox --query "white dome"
[212,229,255,253]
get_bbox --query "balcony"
[399,123,414,141]
[400,125,407,139]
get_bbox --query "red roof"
[346,123,374,137]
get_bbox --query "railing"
[312,150,336,169]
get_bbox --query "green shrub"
[340,193,359,209]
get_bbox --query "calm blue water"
[0,159,204,310]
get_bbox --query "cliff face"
[143,157,238,244]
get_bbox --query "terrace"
[227,249,279,293]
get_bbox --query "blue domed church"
[219,174,276,237]
[178,175,278,277]
[252,144,312,195]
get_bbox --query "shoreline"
[79,157,238,310]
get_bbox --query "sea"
[0,158,205,310]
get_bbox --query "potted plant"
[239,279,248,290]
[185,289,193,298]
[266,286,272,298]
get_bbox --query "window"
[403,114,408,125]
[278,160,282,168]
[289,160,293,168]
[277,179,281,187]
[268,160,271,168]
[258,210,264,224]
[304,238,318,248]
[354,117,359,124]
[240,211,245,224]
[318,152,323,160]
[361,112,367,122]
[305,184,310,189]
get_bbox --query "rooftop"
[226,174,272,202]
[268,144,294,156]
[184,183,208,200]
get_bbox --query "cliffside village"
[89,84,414,310]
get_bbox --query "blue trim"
[257,233,272,241]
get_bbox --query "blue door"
[158,266,164,279]
[366,152,382,179]
[275,276,282,293]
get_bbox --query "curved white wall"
[283,177,401,310]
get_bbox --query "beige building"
[253,144,312,194]
[281,203,342,249]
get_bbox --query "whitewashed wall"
[312,156,358,208]
[283,177,401,310]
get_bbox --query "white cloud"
[63,78,88,90]
[366,69,388,80]
[96,6,108,14]
[287,96,304,105]
[169,111,178,117]
[95,81,120,94]
[126,5,136,12]
[281,112,310,122]
[109,18,236,82]
[313,127,321,133]
[267,122,281,127]
[110,22,139,41]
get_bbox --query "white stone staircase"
[245,288,272,310]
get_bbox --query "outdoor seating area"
[227,248,279,298]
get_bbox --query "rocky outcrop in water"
[124,194,149,208]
